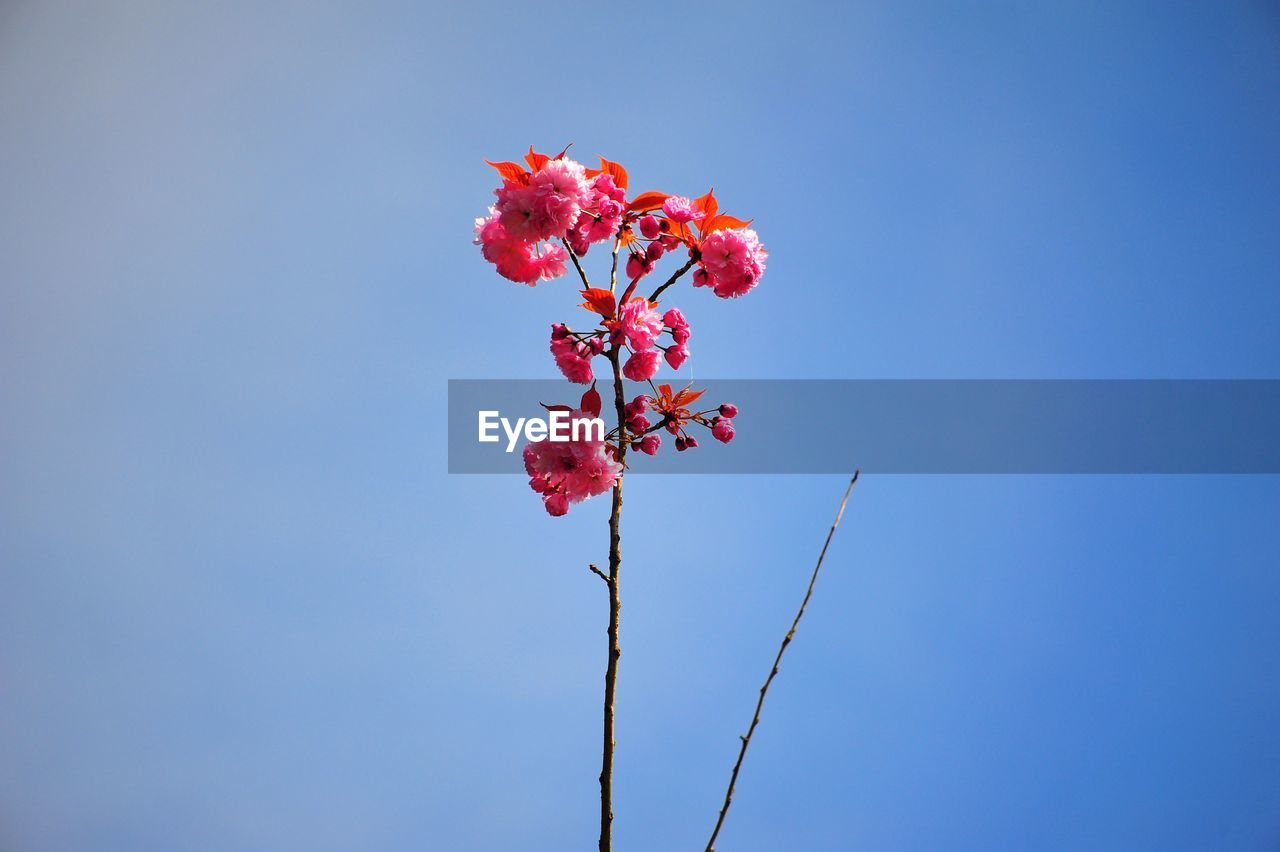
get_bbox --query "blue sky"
[2,2,1279,849]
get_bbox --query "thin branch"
[599,345,629,852]
[561,238,591,289]
[705,472,861,852]
[648,255,698,302]
[588,563,610,584]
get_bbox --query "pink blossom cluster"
[523,407,623,516]
[474,210,569,285]
[475,148,763,515]
[693,228,768,298]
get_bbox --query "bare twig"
[561,238,591,289]
[705,472,861,852]
[599,346,629,852]
[588,563,610,584]
[648,255,698,302]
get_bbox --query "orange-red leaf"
[580,288,617,317]
[673,387,706,407]
[619,229,637,246]
[525,146,550,172]
[485,160,529,184]
[598,157,629,190]
[692,189,718,233]
[707,214,753,231]
[658,383,674,399]
[626,191,670,213]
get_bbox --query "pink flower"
[662,195,702,223]
[711,417,735,443]
[523,408,622,515]
[627,414,650,433]
[622,349,661,381]
[572,173,627,245]
[637,434,661,455]
[698,228,767,298]
[550,326,595,384]
[496,159,591,242]
[719,403,739,418]
[638,214,660,239]
[617,298,663,351]
[663,308,691,344]
[536,244,568,281]
[664,344,689,370]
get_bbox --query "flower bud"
[638,214,660,239]
[685,434,699,448]
[665,344,689,370]
[551,323,570,340]
[637,434,661,455]
[719,403,739,418]
[544,491,569,516]
[711,418,735,444]
[626,254,646,280]
[627,414,651,433]
[645,240,665,263]
[675,436,688,452]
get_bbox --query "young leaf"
[525,145,550,171]
[673,386,706,407]
[580,384,602,418]
[707,214,753,231]
[599,157,629,190]
[485,160,529,184]
[580,288,617,317]
[626,191,671,213]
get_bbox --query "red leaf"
[673,386,706,407]
[541,403,573,413]
[553,142,575,160]
[525,146,550,171]
[580,288,617,317]
[692,189,718,234]
[485,160,529,184]
[626,191,670,213]
[658,383,674,399]
[707,214,753,231]
[598,157,629,190]
[580,384,602,418]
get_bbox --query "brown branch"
[561,239,591,289]
[588,563,610,584]
[704,472,861,852]
[648,254,698,302]
[599,346,629,852]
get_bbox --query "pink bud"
[692,267,710,288]
[529,476,549,494]
[665,344,689,370]
[660,235,680,251]
[626,254,645,280]
[685,434,699,448]
[630,394,649,413]
[675,436,688,452]
[551,323,570,340]
[638,215,660,239]
[719,403,738,418]
[711,418,735,444]
[570,231,591,257]
[637,434,661,455]
[627,414,651,433]
[586,337,605,355]
[544,491,569,516]
[645,241,665,263]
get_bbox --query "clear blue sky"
[3,2,1280,849]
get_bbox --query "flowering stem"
[648,254,698,302]
[704,472,861,852]
[599,345,629,852]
